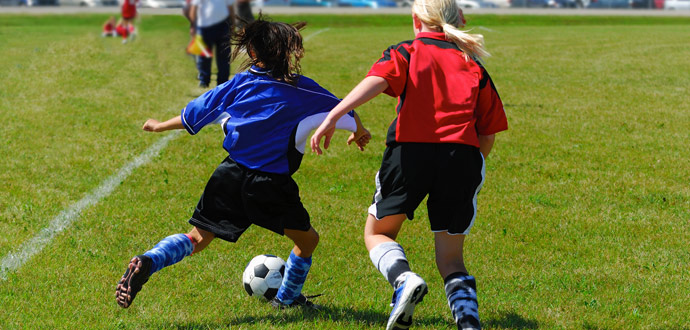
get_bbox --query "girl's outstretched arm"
[310,76,389,155]
[142,116,184,133]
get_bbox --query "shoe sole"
[386,275,429,330]
[115,256,150,308]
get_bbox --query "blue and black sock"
[143,233,195,275]
[445,272,481,329]
[275,251,312,304]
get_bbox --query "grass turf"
[0,13,689,329]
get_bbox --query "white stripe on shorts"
[367,171,383,219]
[460,153,486,235]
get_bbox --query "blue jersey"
[181,66,356,175]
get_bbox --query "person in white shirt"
[189,0,235,88]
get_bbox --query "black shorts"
[189,157,310,242]
[368,143,485,235]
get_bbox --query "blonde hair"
[412,0,489,61]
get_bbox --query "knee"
[307,228,320,251]
[187,227,215,254]
[302,229,319,256]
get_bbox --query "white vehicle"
[665,0,690,9]
[457,0,480,7]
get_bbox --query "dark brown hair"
[230,14,306,85]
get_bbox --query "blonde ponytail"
[414,0,490,61]
[442,23,490,61]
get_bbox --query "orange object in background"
[186,35,213,58]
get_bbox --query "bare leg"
[364,213,406,251]
[437,232,480,330]
[365,213,428,330]
[187,226,216,254]
[284,226,319,258]
[434,231,468,278]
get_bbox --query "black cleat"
[115,255,152,308]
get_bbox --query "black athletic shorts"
[368,142,485,235]
[189,157,311,242]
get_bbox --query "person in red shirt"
[102,16,117,37]
[120,0,138,43]
[310,1,507,329]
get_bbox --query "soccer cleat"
[115,255,152,308]
[198,81,209,88]
[387,273,428,330]
[270,293,322,310]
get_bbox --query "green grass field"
[1,12,689,330]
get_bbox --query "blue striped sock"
[143,234,194,275]
[445,273,481,328]
[275,251,312,304]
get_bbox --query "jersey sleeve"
[366,42,411,98]
[293,111,357,154]
[475,67,508,136]
[181,80,237,135]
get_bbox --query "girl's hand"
[142,116,184,132]
[142,119,161,132]
[347,127,371,151]
[310,120,336,155]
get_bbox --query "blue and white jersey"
[181,66,357,175]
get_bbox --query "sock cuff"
[369,242,411,288]
[369,241,406,269]
[444,272,471,284]
[444,273,477,297]
[185,233,197,246]
[288,251,312,268]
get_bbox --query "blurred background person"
[189,0,235,88]
[120,0,138,44]
[236,0,255,28]
[183,0,195,37]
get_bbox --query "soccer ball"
[242,254,285,300]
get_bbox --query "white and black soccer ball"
[242,254,285,301]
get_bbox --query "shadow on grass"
[483,310,539,329]
[159,304,451,329]
[158,306,542,329]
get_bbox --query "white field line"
[0,28,330,281]
[478,26,498,33]
[305,28,330,41]
[0,131,181,280]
